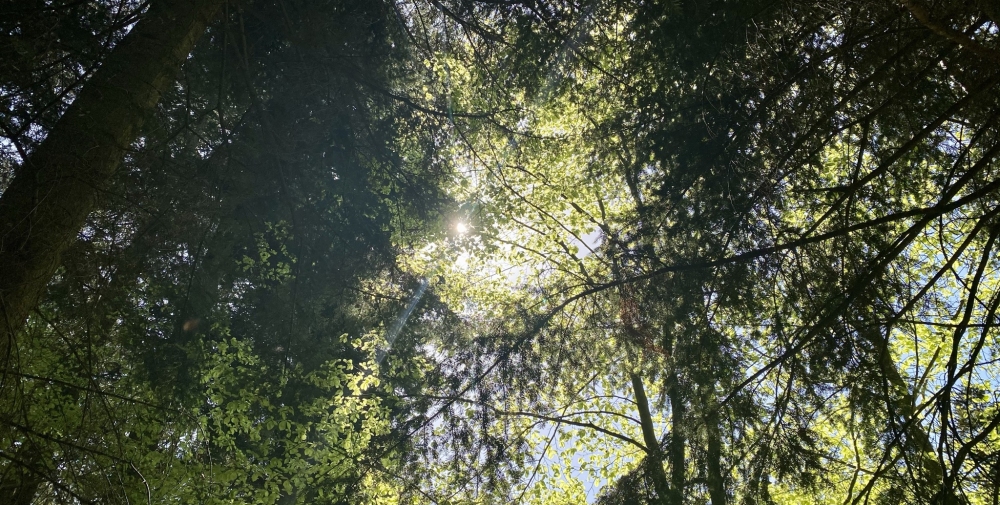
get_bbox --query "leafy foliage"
[5,1,1000,504]
[402,0,1000,504]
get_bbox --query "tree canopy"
[2,1,1000,504]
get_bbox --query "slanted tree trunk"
[0,0,225,365]
[632,372,671,505]
[874,337,958,504]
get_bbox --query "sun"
[455,222,469,234]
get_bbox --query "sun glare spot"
[456,222,469,234]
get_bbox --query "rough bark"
[0,0,225,365]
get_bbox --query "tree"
[0,0,454,502]
[402,0,1000,503]
[0,0,225,377]
[7,0,1000,503]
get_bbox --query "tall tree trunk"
[698,349,726,505]
[0,0,225,368]
[666,367,685,505]
[631,372,671,505]
[705,404,726,505]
